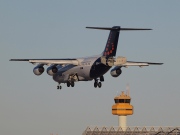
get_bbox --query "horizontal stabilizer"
[86,26,152,31]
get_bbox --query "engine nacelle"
[47,65,58,76]
[33,65,44,75]
[110,67,122,77]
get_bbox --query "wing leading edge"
[10,59,79,65]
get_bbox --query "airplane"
[10,26,163,89]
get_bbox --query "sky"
[0,0,180,135]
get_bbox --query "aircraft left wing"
[10,59,79,65]
[101,56,163,67]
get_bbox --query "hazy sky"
[0,1,180,135]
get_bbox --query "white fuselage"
[52,55,109,83]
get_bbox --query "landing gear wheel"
[67,82,70,87]
[94,82,98,88]
[59,86,62,89]
[98,82,102,88]
[57,86,59,89]
[71,82,75,87]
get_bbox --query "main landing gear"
[94,76,104,88]
[57,81,75,90]
[57,81,75,89]
[67,81,75,87]
[94,81,102,88]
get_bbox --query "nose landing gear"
[57,83,62,89]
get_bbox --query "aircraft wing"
[10,59,79,65]
[121,61,163,67]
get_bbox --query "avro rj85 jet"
[10,26,163,89]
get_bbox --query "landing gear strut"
[100,76,104,82]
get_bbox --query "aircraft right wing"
[10,59,79,66]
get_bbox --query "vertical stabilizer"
[103,26,120,57]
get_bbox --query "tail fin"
[86,26,152,57]
[103,26,120,57]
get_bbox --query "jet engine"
[47,65,58,76]
[110,66,122,77]
[33,64,44,75]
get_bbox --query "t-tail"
[86,26,152,58]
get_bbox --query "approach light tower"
[112,90,133,131]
